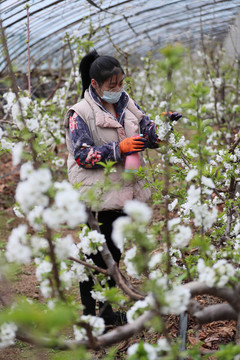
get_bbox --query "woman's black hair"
[79,50,124,98]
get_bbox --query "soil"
[0,152,237,360]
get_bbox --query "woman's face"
[91,72,124,98]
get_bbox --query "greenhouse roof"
[0,0,239,73]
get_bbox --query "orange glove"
[120,136,147,154]
[161,111,182,121]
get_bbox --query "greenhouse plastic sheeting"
[0,0,239,73]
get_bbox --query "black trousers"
[79,210,123,316]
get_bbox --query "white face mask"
[100,89,123,104]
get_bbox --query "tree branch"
[183,281,240,313]
[188,300,238,324]
[17,309,155,350]
[87,210,145,300]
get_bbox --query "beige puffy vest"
[64,90,151,211]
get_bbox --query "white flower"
[70,262,89,283]
[30,236,48,254]
[40,279,52,298]
[112,216,131,252]
[35,259,52,281]
[12,142,23,166]
[162,286,190,315]
[197,259,216,287]
[213,259,236,287]
[201,176,215,189]
[1,138,14,150]
[172,225,192,249]
[52,157,65,167]
[55,235,74,260]
[155,118,171,141]
[42,181,87,229]
[78,229,106,256]
[169,155,184,165]
[199,258,235,288]
[192,204,218,230]
[124,246,139,279]
[159,100,167,108]
[12,205,24,218]
[0,322,18,349]
[47,300,56,310]
[187,185,201,206]
[168,198,178,211]
[16,181,49,213]
[167,217,181,230]
[127,294,154,323]
[124,200,152,223]
[16,168,52,213]
[20,162,34,180]
[169,133,187,148]
[27,205,44,231]
[148,252,162,269]
[157,337,171,352]
[232,220,240,237]
[73,315,105,340]
[6,224,32,264]
[149,270,167,285]
[12,96,31,130]
[90,290,106,302]
[185,169,198,182]
[26,118,39,132]
[59,262,73,290]
[3,91,16,108]
[127,342,158,360]
[213,77,222,88]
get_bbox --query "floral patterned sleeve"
[134,102,159,149]
[69,111,122,169]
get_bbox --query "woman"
[64,50,181,326]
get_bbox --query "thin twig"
[0,17,40,167]
[69,256,108,275]
[46,227,65,301]
[46,44,65,102]
[164,139,171,275]
[199,7,220,126]
[67,37,75,75]
[26,4,31,97]
[229,136,240,154]
[180,150,191,169]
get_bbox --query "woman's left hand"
[167,112,182,121]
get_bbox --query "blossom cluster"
[179,182,218,231]
[112,200,152,254]
[154,116,172,141]
[78,226,106,255]
[1,91,65,161]
[127,338,171,360]
[15,164,87,230]
[33,237,90,298]
[197,259,236,287]
[127,276,190,322]
[73,315,105,340]
[5,161,90,298]
[0,323,18,349]
[124,246,139,279]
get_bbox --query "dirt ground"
[0,152,237,359]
